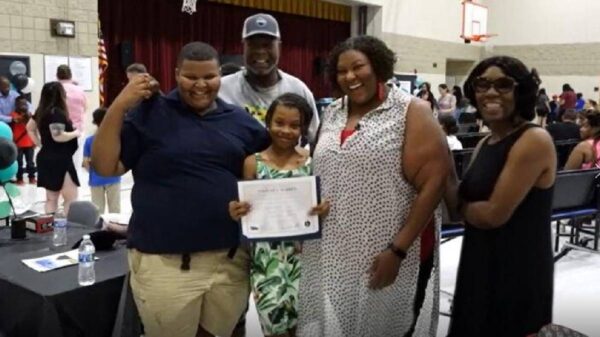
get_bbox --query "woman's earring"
[377,82,386,101]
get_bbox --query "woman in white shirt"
[439,114,463,150]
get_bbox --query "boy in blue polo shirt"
[82,108,121,213]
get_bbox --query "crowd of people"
[3,10,600,337]
[535,84,597,127]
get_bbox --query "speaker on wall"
[120,41,134,69]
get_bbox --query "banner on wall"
[44,55,93,91]
[44,55,68,83]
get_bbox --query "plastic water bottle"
[52,218,68,246]
[78,234,96,286]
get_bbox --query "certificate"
[238,176,321,241]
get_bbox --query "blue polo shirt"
[84,135,121,186]
[120,89,270,254]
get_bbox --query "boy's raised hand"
[113,74,159,110]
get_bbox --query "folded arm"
[463,128,556,229]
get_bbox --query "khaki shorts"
[128,247,250,337]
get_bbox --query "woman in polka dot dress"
[298,36,450,336]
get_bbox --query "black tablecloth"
[0,226,136,337]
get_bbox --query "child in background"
[11,95,36,185]
[439,114,463,150]
[229,93,330,337]
[82,108,121,213]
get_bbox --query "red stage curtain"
[98,0,350,105]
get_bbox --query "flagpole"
[98,18,108,107]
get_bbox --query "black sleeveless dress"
[448,124,554,337]
[36,108,80,191]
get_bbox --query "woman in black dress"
[445,56,556,337]
[26,82,80,215]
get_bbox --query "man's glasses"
[472,77,518,94]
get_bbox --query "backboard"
[461,1,488,41]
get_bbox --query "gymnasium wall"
[485,0,600,101]
[487,0,600,45]
[484,43,600,100]
[378,0,488,91]
[0,0,101,134]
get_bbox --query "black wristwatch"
[387,243,407,260]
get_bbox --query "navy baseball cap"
[242,13,280,39]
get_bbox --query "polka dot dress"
[298,87,440,337]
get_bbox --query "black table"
[0,225,136,337]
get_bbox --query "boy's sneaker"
[28,177,37,185]
[15,179,25,185]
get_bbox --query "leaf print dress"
[251,153,312,336]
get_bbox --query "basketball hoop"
[466,34,497,43]
[461,1,494,44]
[181,0,197,15]
[471,34,487,42]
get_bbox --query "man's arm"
[0,112,12,123]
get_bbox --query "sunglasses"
[472,77,518,94]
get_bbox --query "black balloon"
[12,73,28,91]
[0,138,17,169]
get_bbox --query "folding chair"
[554,139,580,170]
[67,201,100,228]
[536,323,587,336]
[456,132,487,148]
[440,204,465,317]
[457,123,478,133]
[551,169,600,261]
[452,149,474,179]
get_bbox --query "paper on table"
[238,176,320,240]
[101,213,129,234]
[22,249,97,273]
[101,213,130,226]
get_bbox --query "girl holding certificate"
[229,93,330,337]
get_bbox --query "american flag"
[98,22,108,107]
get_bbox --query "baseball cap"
[242,13,280,39]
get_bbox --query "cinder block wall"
[0,0,98,56]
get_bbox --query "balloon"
[21,77,35,94]
[0,122,13,140]
[12,73,29,91]
[9,61,27,76]
[0,138,17,169]
[0,161,17,183]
